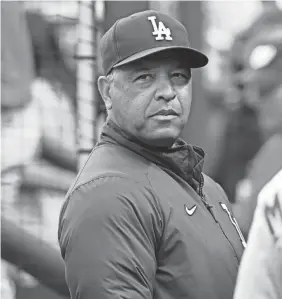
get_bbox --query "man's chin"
[144,128,181,148]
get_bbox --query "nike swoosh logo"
[185,204,197,216]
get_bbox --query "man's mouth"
[153,109,179,116]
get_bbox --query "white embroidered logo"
[147,16,172,41]
[265,192,282,242]
[220,202,247,248]
[185,204,197,216]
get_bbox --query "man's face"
[106,51,192,148]
[240,23,282,137]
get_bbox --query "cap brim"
[113,46,208,70]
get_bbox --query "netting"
[76,1,98,168]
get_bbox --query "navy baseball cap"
[100,10,209,74]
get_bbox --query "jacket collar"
[98,119,205,192]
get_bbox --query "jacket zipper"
[198,174,217,222]
[198,174,240,262]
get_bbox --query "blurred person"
[1,5,76,299]
[25,10,76,106]
[1,4,39,298]
[25,9,78,171]
[1,2,40,173]
[233,169,282,299]
[1,2,35,109]
[1,261,16,299]
[213,102,263,203]
[19,5,77,250]
[26,12,77,243]
[212,27,265,204]
[1,3,76,238]
[232,7,282,238]
[59,11,246,299]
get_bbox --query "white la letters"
[148,16,172,41]
[220,202,247,248]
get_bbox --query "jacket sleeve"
[58,177,163,299]
[233,173,282,299]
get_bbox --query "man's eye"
[135,74,152,82]
[172,73,187,79]
[171,72,190,84]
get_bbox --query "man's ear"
[97,76,112,110]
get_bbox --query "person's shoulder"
[202,173,216,184]
[203,173,225,194]
[248,134,282,182]
[203,173,233,208]
[257,169,282,207]
[58,175,161,249]
[255,170,282,241]
[72,143,152,192]
[62,174,158,227]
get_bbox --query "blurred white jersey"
[234,169,282,299]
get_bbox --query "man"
[58,10,245,299]
[234,169,282,299]
[232,8,282,238]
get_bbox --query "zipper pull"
[198,174,219,223]
[205,203,218,223]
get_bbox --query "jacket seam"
[113,19,121,62]
[68,174,141,198]
[144,170,166,251]
[66,145,101,197]
[58,147,100,238]
[59,174,149,241]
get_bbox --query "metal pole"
[76,1,97,169]
[1,218,70,297]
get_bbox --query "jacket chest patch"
[219,202,247,248]
[184,204,197,216]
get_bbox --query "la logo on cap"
[148,16,173,41]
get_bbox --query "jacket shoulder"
[203,173,231,206]
[67,144,151,198]
[58,175,163,298]
[257,169,282,207]
[58,174,164,257]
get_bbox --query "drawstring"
[198,173,206,202]
[198,174,218,223]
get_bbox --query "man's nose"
[155,78,176,101]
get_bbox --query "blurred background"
[1,1,282,298]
